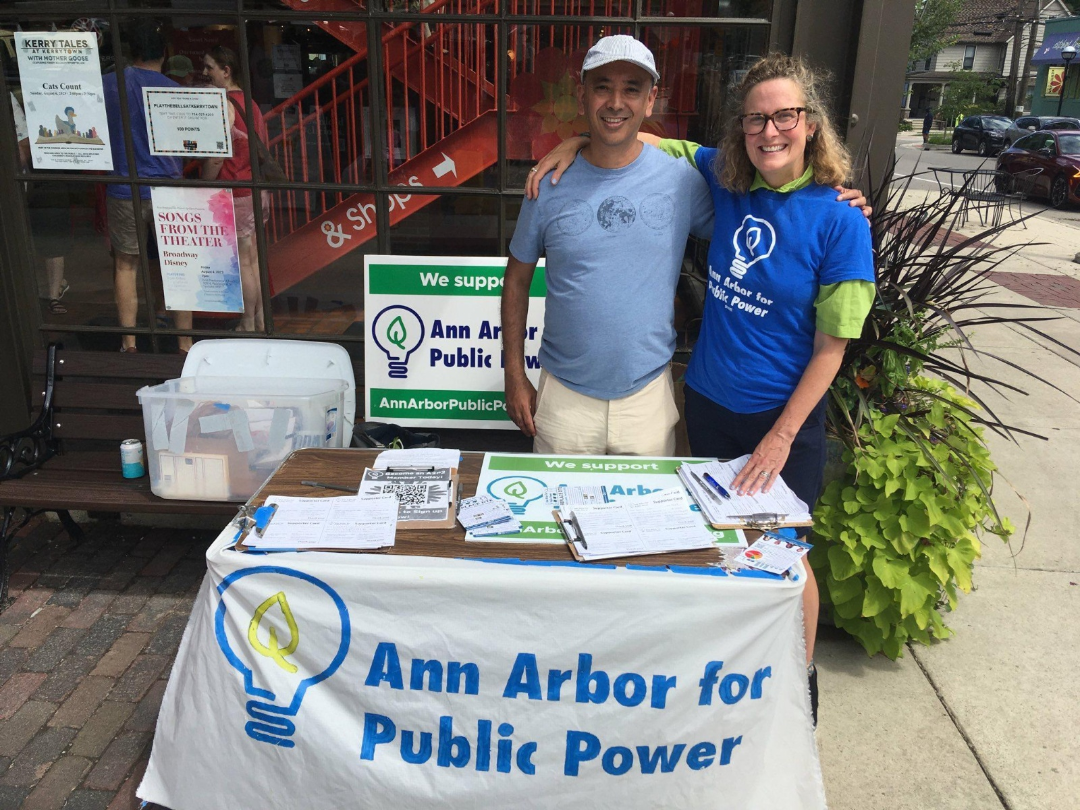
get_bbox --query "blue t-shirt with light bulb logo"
[687,146,875,413]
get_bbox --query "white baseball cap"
[581,35,660,83]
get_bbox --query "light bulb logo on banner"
[372,305,425,379]
[215,566,350,748]
[487,476,547,516]
[729,215,776,280]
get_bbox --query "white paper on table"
[372,448,461,470]
[683,455,811,522]
[568,488,716,560]
[359,468,452,522]
[244,494,397,550]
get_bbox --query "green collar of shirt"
[750,163,815,193]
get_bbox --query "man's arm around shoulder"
[502,254,539,437]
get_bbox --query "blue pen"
[702,473,731,500]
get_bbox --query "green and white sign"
[364,256,546,429]
[474,452,745,546]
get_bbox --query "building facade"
[1029,14,1080,114]
[903,0,1071,120]
[0,0,914,434]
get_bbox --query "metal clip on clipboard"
[229,502,280,547]
[727,513,789,531]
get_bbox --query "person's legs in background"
[173,309,193,352]
[44,256,68,313]
[108,196,145,352]
[114,250,139,352]
[233,193,264,332]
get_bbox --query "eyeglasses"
[738,107,808,135]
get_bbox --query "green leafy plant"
[813,167,1078,658]
[813,380,1012,658]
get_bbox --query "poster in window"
[143,87,232,158]
[15,32,113,170]
[150,187,244,314]
[1046,67,1065,97]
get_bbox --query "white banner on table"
[150,186,243,313]
[139,538,824,810]
[15,32,112,170]
[473,452,743,546]
[364,256,546,429]
[143,87,232,157]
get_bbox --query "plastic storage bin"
[137,376,347,501]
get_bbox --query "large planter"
[810,379,1011,659]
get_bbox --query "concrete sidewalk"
[0,153,1078,808]
[818,147,1080,809]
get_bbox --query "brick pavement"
[987,271,1080,308]
[0,517,215,810]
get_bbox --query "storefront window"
[1,1,771,353]
[643,0,771,17]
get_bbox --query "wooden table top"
[250,448,724,568]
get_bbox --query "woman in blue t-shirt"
[527,53,876,719]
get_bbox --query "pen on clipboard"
[702,473,731,500]
[685,466,723,503]
[301,480,359,493]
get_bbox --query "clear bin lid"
[137,376,347,400]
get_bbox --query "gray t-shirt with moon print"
[509,143,714,400]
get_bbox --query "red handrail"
[262,0,698,252]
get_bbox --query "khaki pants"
[533,368,679,456]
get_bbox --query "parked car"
[995,129,1080,209]
[952,115,1012,156]
[1003,115,1080,146]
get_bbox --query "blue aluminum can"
[121,439,145,478]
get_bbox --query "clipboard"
[231,495,400,554]
[677,463,814,531]
[553,510,587,562]
[359,465,459,530]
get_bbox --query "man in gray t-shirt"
[502,35,712,455]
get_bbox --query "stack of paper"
[457,494,521,537]
[243,494,397,551]
[557,488,716,561]
[677,455,811,527]
[372,448,461,470]
[359,467,453,523]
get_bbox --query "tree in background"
[938,63,1005,126]
[910,0,965,63]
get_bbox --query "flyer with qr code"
[359,467,452,523]
[143,87,233,158]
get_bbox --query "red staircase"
[264,0,702,294]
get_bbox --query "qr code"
[216,141,225,149]
[369,483,437,506]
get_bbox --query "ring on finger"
[759,471,770,479]
[529,167,538,173]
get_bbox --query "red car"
[996,129,1080,209]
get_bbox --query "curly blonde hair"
[717,52,851,194]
